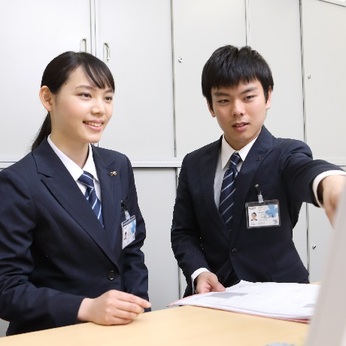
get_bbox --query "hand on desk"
[195,272,226,294]
[77,290,151,325]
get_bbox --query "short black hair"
[201,45,274,107]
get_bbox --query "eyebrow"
[213,86,259,97]
[75,85,114,93]
[240,86,258,94]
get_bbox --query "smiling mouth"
[83,121,103,127]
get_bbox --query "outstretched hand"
[319,175,346,226]
[78,290,151,325]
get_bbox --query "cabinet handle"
[104,43,111,62]
[80,38,87,52]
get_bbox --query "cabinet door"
[0,0,91,161]
[249,0,304,141]
[301,0,346,166]
[172,0,246,157]
[96,0,175,160]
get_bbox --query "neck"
[50,135,89,168]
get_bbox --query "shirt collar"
[220,135,258,169]
[47,135,99,183]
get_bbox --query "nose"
[232,99,245,116]
[91,97,106,116]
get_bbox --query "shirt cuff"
[313,170,346,207]
[191,268,209,294]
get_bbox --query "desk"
[0,306,308,346]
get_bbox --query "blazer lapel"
[33,140,120,266]
[200,138,230,239]
[93,150,122,251]
[230,126,274,244]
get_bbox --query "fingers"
[113,290,151,310]
[195,272,225,294]
[212,280,226,292]
[78,290,151,325]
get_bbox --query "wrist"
[77,297,92,322]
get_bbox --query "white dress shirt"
[47,135,102,200]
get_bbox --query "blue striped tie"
[78,171,104,227]
[219,152,242,230]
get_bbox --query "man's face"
[209,79,271,150]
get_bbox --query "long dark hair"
[32,51,115,150]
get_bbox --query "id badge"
[121,215,136,249]
[245,199,280,229]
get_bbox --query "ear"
[265,87,273,110]
[207,101,216,118]
[39,86,54,112]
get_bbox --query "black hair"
[32,51,115,150]
[201,45,274,108]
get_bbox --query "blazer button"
[231,248,238,256]
[107,270,116,281]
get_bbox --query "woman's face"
[43,66,114,152]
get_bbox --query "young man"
[171,45,346,296]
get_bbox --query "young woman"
[0,51,150,335]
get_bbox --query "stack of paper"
[169,280,319,322]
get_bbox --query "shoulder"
[182,138,221,162]
[0,152,35,177]
[92,146,134,175]
[92,145,130,163]
[259,127,312,156]
[275,137,312,156]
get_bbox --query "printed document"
[169,280,319,322]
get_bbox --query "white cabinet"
[248,0,305,141]
[0,0,175,161]
[0,0,91,161]
[301,0,346,281]
[301,0,346,166]
[96,0,175,160]
[172,0,246,157]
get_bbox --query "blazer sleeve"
[171,154,210,281]
[279,138,344,206]
[0,168,84,332]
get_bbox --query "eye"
[79,92,92,98]
[244,94,255,101]
[217,99,229,104]
[105,95,113,102]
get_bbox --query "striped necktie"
[219,152,242,230]
[78,171,104,227]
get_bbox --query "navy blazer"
[171,126,342,296]
[0,139,149,335]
